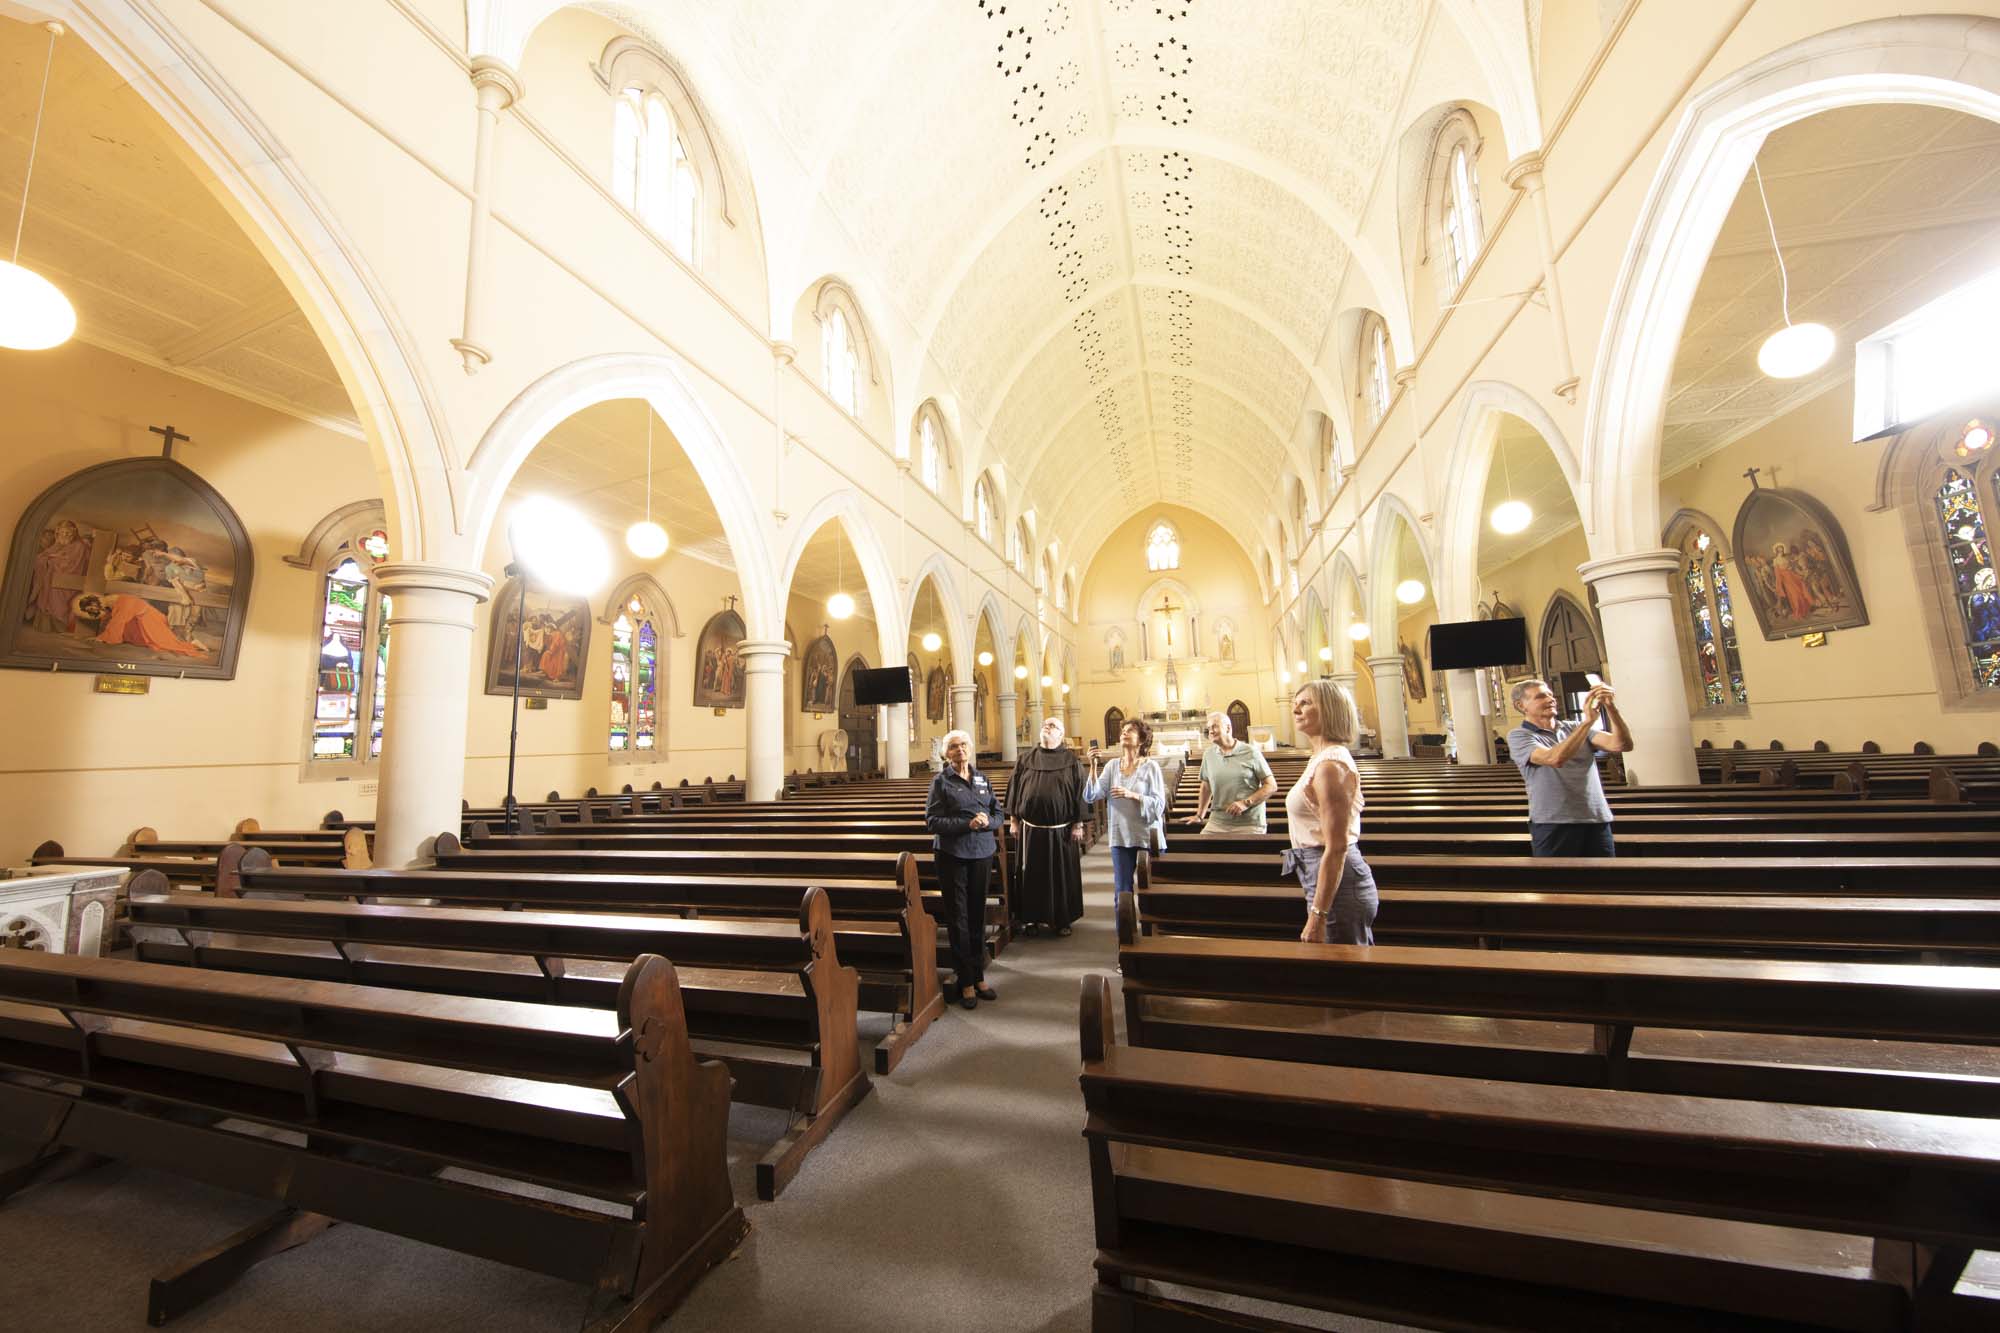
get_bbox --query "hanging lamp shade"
[1757,322,1835,379]
[1,25,74,353]
[624,519,669,559]
[1347,621,1371,641]
[1396,579,1426,605]
[826,590,856,620]
[1489,499,1533,534]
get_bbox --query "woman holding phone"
[1084,717,1167,910]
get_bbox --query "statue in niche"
[1214,619,1236,663]
[1106,629,1126,672]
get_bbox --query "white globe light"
[1396,579,1426,605]
[921,630,942,652]
[1756,322,1834,379]
[1040,673,1053,688]
[825,590,856,620]
[1278,670,1291,684]
[511,496,610,595]
[1489,499,1533,535]
[977,650,994,666]
[1317,645,1333,662]
[624,519,669,560]
[0,261,77,351]
[1347,622,1371,641]
[1061,682,1071,695]
[1014,664,1029,680]
[1295,659,1308,675]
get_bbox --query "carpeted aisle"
[1,848,1396,1332]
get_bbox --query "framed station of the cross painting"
[0,456,254,679]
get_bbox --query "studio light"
[1749,158,1834,381]
[625,404,670,559]
[0,25,76,353]
[1396,579,1426,605]
[977,649,994,666]
[1348,621,1370,641]
[511,496,610,595]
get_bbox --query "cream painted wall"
[0,342,379,863]
[1074,505,1274,751]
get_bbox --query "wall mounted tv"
[1428,617,1529,671]
[852,666,915,706]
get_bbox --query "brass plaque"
[1802,632,1828,648]
[94,674,150,695]
[523,696,549,711]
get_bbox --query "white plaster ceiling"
[669,0,1429,552]
[1664,104,2000,474]
[1476,414,1578,576]
[0,17,354,432]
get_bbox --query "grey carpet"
[1,849,1397,1332]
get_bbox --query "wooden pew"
[220,846,942,1075]
[1077,975,2000,1331]
[0,950,742,1329]
[1114,896,2000,1117]
[125,884,866,1199]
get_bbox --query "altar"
[1143,708,1207,759]
[0,865,120,955]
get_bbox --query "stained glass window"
[611,598,660,755]
[369,592,392,758]
[1679,529,1750,710]
[1936,469,2000,690]
[635,619,658,750]
[1146,520,1181,572]
[313,558,367,761]
[610,614,633,752]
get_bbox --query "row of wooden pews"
[0,768,944,1324]
[1083,748,2000,1329]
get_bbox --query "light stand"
[502,562,529,833]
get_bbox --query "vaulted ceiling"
[657,0,1434,561]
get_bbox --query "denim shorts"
[1280,845,1378,945]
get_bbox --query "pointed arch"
[1368,493,1437,638]
[599,573,683,637]
[774,489,905,666]
[1436,380,1582,621]
[905,549,970,679]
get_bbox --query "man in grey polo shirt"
[1185,711,1277,833]
[1505,676,1634,856]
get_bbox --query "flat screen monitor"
[851,666,914,706]
[1427,617,1529,671]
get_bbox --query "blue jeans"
[1110,845,1141,902]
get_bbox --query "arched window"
[609,595,660,755]
[1441,143,1484,290]
[822,306,859,415]
[1265,550,1278,596]
[1365,318,1392,424]
[1013,519,1032,575]
[1917,416,2000,695]
[1676,527,1750,712]
[1291,479,1308,538]
[611,88,699,261]
[974,474,997,544]
[919,413,943,492]
[1146,519,1181,572]
[301,518,393,773]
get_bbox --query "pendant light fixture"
[1750,158,1834,380]
[624,404,670,559]
[920,581,942,653]
[1347,621,1371,641]
[0,23,77,352]
[1396,579,1426,605]
[977,649,993,666]
[1488,434,1532,535]
[825,528,854,620]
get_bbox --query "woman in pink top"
[1284,678,1376,945]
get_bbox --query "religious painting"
[1399,638,1427,702]
[1730,484,1869,640]
[0,457,254,679]
[1481,598,1536,681]
[925,665,948,722]
[486,578,590,700]
[691,605,748,709]
[800,632,837,714]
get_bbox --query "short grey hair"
[1508,677,1548,712]
[1205,710,1230,733]
[941,728,973,752]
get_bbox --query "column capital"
[950,683,978,701]
[1503,151,1546,190]
[1578,549,1681,607]
[368,561,494,602]
[1363,654,1404,673]
[996,692,1019,705]
[469,56,524,108]
[771,340,797,365]
[737,638,793,658]
[1330,671,1359,687]
[1392,366,1416,390]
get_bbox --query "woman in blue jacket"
[1084,717,1167,909]
[925,729,1001,1010]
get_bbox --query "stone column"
[1445,669,1492,765]
[1064,702,1080,741]
[1024,694,1044,737]
[1365,656,1410,758]
[739,639,792,801]
[1327,671,1359,750]
[1579,550,1698,786]
[1272,693,1294,746]
[884,703,910,779]
[1505,153,1581,402]
[451,58,522,373]
[997,692,1020,761]
[370,563,493,866]
[951,683,978,741]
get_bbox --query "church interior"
[4,2,2000,1329]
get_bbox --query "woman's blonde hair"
[1293,678,1357,745]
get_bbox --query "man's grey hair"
[1509,677,1549,712]
[1205,710,1231,733]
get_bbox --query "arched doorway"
[1103,707,1125,751]
[838,654,874,774]
[1539,591,1603,683]
[1226,699,1252,742]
